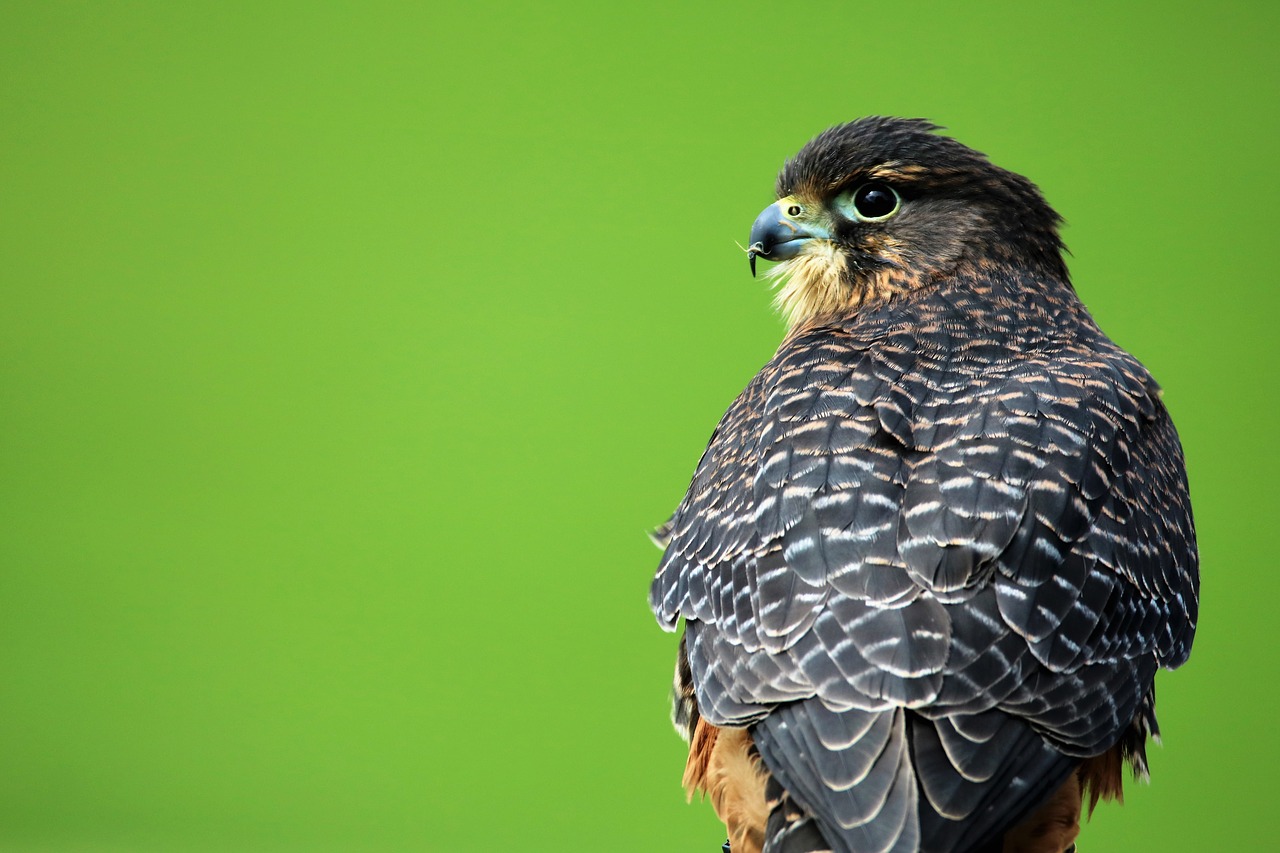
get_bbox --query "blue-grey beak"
[747,196,831,277]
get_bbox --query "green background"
[2,1,1276,850]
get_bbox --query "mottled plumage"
[650,118,1197,853]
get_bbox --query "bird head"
[748,117,1068,328]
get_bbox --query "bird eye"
[849,183,900,221]
[786,204,802,217]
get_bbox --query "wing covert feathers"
[653,270,1197,852]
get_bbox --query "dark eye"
[851,183,900,221]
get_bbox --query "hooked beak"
[747,196,832,277]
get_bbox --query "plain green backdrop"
[2,1,1277,850]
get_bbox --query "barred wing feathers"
[649,279,1198,851]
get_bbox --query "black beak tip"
[747,241,766,278]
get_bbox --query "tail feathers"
[999,772,1082,853]
[753,701,1087,853]
[909,710,1078,852]
[702,699,1156,853]
[754,703,919,853]
[763,773,831,853]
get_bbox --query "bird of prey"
[649,117,1198,853]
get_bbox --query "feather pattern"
[651,117,1197,853]
[652,266,1197,851]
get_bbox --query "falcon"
[649,117,1198,853]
